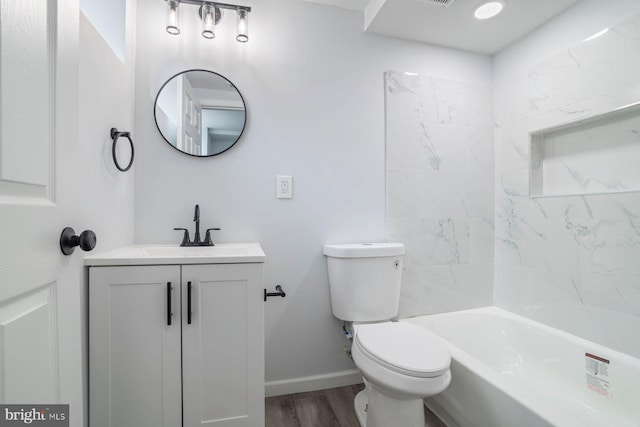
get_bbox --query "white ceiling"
[303,0,582,54]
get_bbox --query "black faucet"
[174,204,220,246]
[193,204,201,243]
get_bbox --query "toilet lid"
[354,322,450,378]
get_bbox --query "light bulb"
[236,8,249,43]
[166,0,180,35]
[201,3,216,39]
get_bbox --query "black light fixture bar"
[165,0,251,42]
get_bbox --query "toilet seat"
[354,322,450,378]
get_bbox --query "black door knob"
[60,227,97,255]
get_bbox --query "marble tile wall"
[385,71,494,317]
[531,106,640,197]
[494,12,640,358]
[386,12,640,359]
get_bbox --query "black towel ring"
[111,127,134,172]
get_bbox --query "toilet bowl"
[323,243,452,427]
[351,322,451,427]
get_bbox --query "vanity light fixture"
[166,0,181,35]
[200,3,217,39]
[473,1,504,20]
[236,7,249,42]
[165,0,252,43]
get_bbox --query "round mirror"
[154,70,247,157]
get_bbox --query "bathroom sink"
[141,245,248,257]
[84,243,265,266]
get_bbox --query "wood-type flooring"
[265,384,447,427]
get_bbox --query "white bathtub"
[402,307,640,427]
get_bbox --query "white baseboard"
[265,369,362,397]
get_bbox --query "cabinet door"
[89,266,182,427]
[182,263,264,427]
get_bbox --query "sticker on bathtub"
[585,353,610,398]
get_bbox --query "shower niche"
[530,103,640,197]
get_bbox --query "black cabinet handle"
[167,282,173,326]
[187,281,193,325]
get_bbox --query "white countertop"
[84,243,266,266]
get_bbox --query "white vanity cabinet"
[86,244,265,427]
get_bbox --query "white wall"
[80,0,126,61]
[493,0,640,357]
[78,7,135,250]
[133,0,491,385]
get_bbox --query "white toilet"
[324,243,451,427]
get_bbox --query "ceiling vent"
[421,0,456,7]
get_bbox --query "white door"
[182,264,264,427]
[0,0,84,423]
[177,74,203,155]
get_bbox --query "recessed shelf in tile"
[530,103,640,197]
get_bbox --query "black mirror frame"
[153,69,247,157]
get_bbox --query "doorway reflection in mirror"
[154,69,246,157]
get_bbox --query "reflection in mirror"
[154,70,246,157]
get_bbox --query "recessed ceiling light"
[474,1,504,20]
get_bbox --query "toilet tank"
[323,243,404,322]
